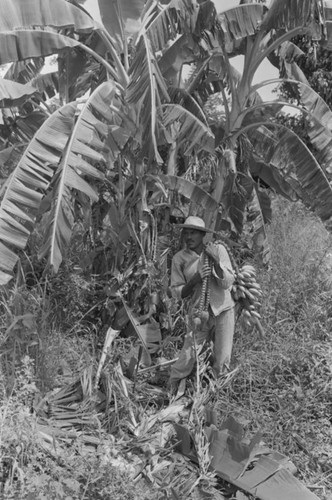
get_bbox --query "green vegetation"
[0,0,332,498]
[0,198,331,500]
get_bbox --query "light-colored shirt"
[171,244,235,316]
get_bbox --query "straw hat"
[177,216,212,233]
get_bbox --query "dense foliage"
[0,1,332,498]
[0,199,331,499]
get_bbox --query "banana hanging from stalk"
[232,264,263,326]
[193,253,212,328]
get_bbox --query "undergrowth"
[0,198,331,499]
[219,199,332,499]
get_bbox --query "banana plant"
[0,0,216,287]
[1,0,332,285]
[191,0,332,262]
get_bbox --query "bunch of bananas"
[232,264,262,325]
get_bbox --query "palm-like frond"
[0,103,77,284]
[38,81,121,272]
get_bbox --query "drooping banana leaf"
[0,144,26,184]
[0,78,38,107]
[58,49,90,104]
[247,184,271,265]
[0,0,113,82]
[31,71,59,101]
[119,294,162,367]
[250,78,332,128]
[249,155,298,202]
[4,58,45,84]
[271,40,305,67]
[248,79,332,171]
[261,0,324,37]
[0,30,81,65]
[247,124,332,228]
[158,33,202,86]
[168,87,209,126]
[217,4,266,50]
[14,110,50,143]
[0,103,77,285]
[296,82,332,169]
[160,174,218,214]
[145,0,202,54]
[0,0,96,33]
[162,103,215,155]
[38,81,122,272]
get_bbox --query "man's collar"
[184,247,202,256]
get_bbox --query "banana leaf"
[127,34,170,164]
[0,30,81,65]
[38,81,119,272]
[98,0,145,52]
[0,78,37,107]
[0,0,96,33]
[160,174,218,214]
[247,185,271,265]
[0,103,77,285]
[247,124,332,228]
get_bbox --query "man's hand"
[204,242,224,279]
[204,242,219,263]
[181,272,201,298]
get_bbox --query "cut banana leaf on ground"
[120,293,162,366]
[174,415,320,500]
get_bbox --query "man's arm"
[171,253,202,299]
[204,242,235,289]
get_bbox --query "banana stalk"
[193,253,212,328]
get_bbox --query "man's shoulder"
[214,241,228,253]
[173,247,195,262]
[173,248,188,259]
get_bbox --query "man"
[169,216,235,385]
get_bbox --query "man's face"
[183,229,205,253]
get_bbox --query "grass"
[0,197,331,499]
[222,199,332,498]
